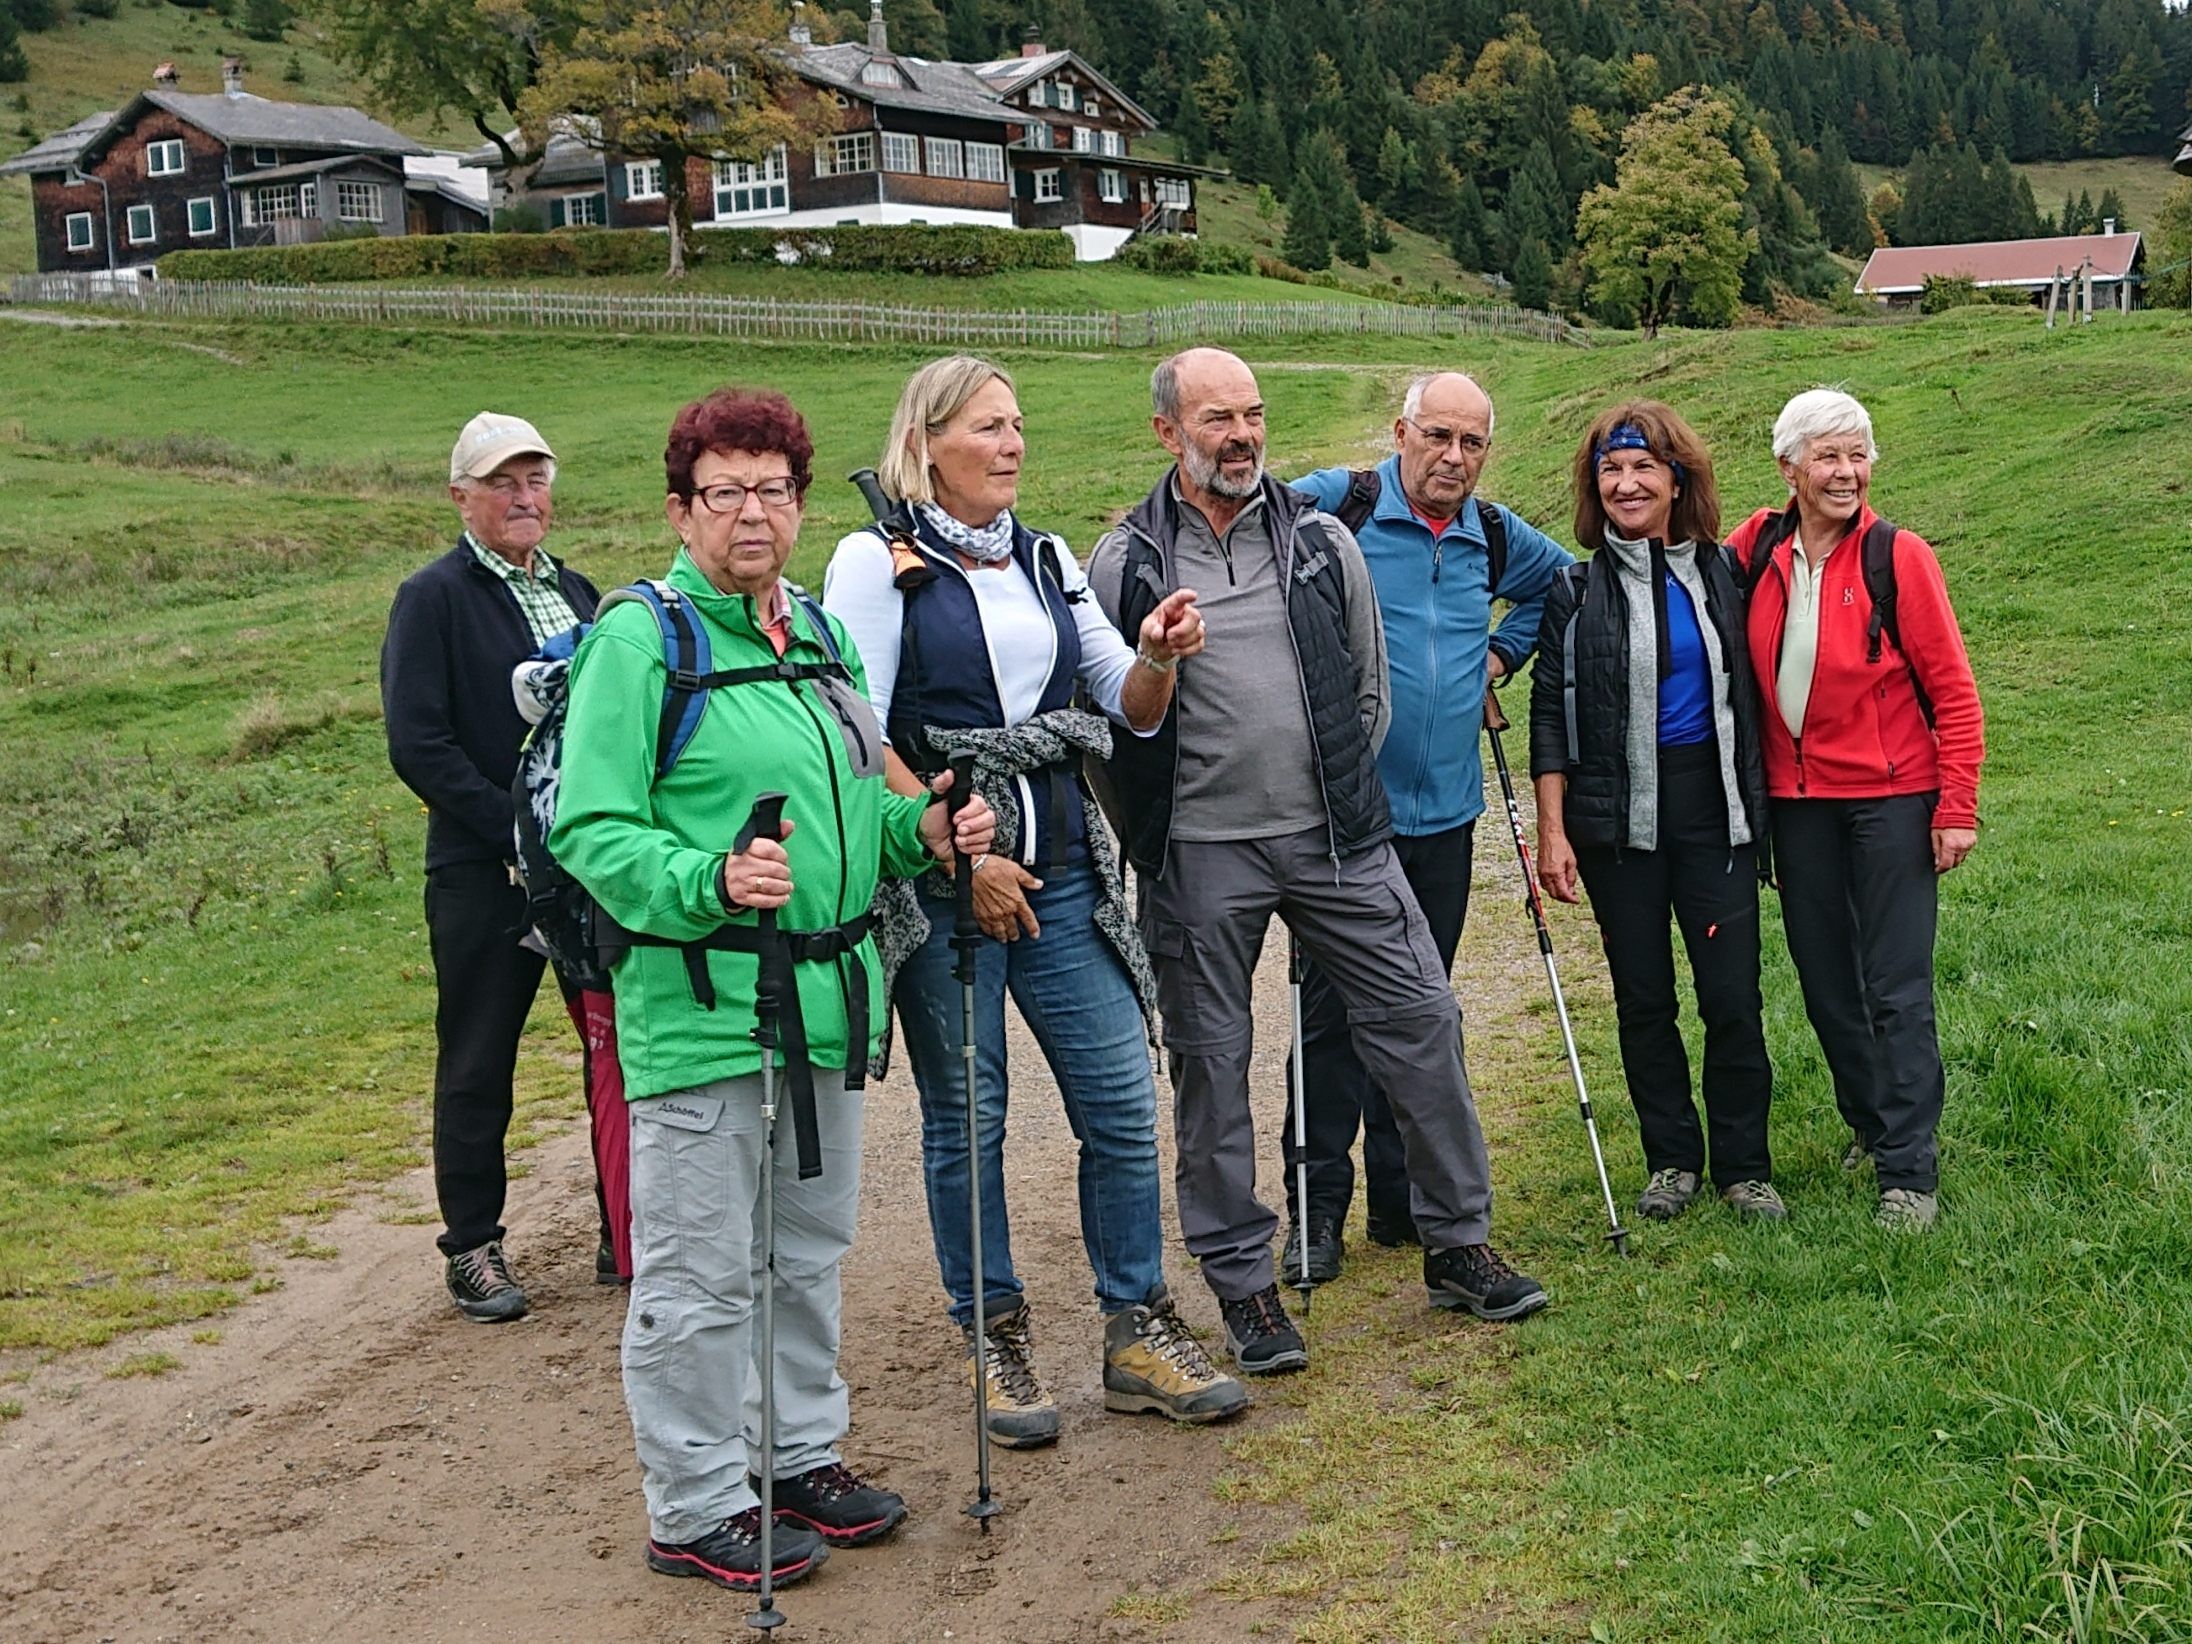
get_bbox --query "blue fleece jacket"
[1292,454,1575,834]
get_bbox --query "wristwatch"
[1134,645,1178,673]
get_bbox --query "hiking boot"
[644,1507,827,1591]
[1424,1243,1550,1322]
[1365,1206,1423,1248]
[1279,1215,1343,1287]
[760,1460,906,1547]
[445,1239,528,1323]
[1720,1180,1788,1221]
[1102,1287,1251,1424]
[1876,1188,1939,1231]
[963,1301,1060,1449]
[1841,1133,1874,1174]
[1635,1168,1701,1221]
[595,1236,627,1287]
[1219,1285,1308,1376]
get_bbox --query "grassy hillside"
[1861,153,2184,232]
[3,307,2191,1638]
[1194,176,1499,300]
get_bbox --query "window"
[860,60,902,87]
[923,137,963,179]
[882,132,919,173]
[126,203,157,244]
[1033,168,1061,203]
[1098,168,1125,203]
[1022,121,1051,150]
[1058,81,1078,111]
[336,180,383,222]
[1099,130,1124,157]
[1069,125,1093,153]
[623,161,663,201]
[812,132,873,177]
[146,139,185,177]
[1085,99,1101,121]
[65,211,95,252]
[300,180,318,217]
[252,146,278,168]
[966,142,1006,184]
[249,184,301,222]
[714,146,788,216]
[187,195,218,236]
[554,191,604,226]
[1156,177,1190,209]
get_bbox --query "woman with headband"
[1528,402,1781,1224]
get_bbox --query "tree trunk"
[664,161,689,281]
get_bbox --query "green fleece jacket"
[549,550,935,1098]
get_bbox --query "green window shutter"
[548,196,566,228]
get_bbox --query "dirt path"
[1,821,1591,1644]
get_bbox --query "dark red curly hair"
[664,388,814,499]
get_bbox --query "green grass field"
[1860,154,2185,233]
[2,306,2190,1637]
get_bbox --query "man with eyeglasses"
[382,412,602,1322]
[1281,371,1575,1284]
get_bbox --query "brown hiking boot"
[963,1301,1060,1449]
[1102,1286,1250,1424]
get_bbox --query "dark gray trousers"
[1772,795,1944,1193]
[1141,827,1495,1301]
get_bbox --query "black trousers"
[1282,823,1475,1227]
[1574,744,1773,1187]
[425,859,548,1257]
[1771,794,1943,1193]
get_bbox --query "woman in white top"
[824,355,1246,1446]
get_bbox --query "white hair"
[1772,388,1875,465]
[1401,371,1496,437]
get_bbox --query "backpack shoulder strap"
[1859,517,1901,663]
[787,584,846,667]
[601,580,713,778]
[1334,468,1381,536]
[1742,507,1799,591]
[1475,499,1510,595]
[1035,532,1086,603]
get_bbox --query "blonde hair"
[876,355,1016,504]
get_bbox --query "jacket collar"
[665,548,814,650]
[1125,465,1307,553]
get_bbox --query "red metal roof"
[1855,232,2143,294]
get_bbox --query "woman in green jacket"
[551,387,994,1598]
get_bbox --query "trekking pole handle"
[848,467,919,542]
[735,791,789,857]
[947,755,979,946]
[1482,680,1510,735]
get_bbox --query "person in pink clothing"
[1725,388,1985,1230]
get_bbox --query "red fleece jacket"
[1728,504,1985,831]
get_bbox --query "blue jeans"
[893,858,1164,1327]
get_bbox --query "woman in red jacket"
[1726,389,1985,1230]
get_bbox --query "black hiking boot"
[1424,1243,1549,1323]
[1219,1284,1308,1375]
[595,1235,627,1287]
[1364,1203,1423,1248]
[445,1239,528,1323]
[644,1508,828,1591]
[760,1460,907,1548]
[1279,1215,1343,1287]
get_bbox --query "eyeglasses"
[1405,418,1489,456]
[691,478,800,513]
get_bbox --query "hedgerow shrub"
[1111,236,1256,276]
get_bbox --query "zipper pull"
[1433,542,1444,584]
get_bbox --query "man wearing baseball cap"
[381,413,601,1321]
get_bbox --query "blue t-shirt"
[1658,571,1713,747]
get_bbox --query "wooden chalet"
[1854,228,2146,310]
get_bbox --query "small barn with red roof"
[1854,229,2145,310]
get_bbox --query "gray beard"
[1183,442,1265,499]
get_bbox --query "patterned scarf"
[917,501,1017,565]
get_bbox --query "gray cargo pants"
[1141,826,1495,1301]
[623,1068,863,1546]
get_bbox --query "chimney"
[1020,25,1045,57]
[2103,217,2116,236]
[867,0,888,52]
[221,56,245,97]
[789,0,810,45]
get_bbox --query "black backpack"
[1740,508,1932,726]
[1331,468,1509,594]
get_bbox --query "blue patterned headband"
[1594,422,1687,488]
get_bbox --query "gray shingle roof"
[795,43,1020,126]
[966,48,1153,129]
[228,154,406,185]
[0,110,116,178]
[136,90,427,155]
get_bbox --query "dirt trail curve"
[1,823,1584,1644]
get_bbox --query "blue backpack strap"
[788,586,845,667]
[600,580,714,778]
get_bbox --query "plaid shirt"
[466,532,581,647]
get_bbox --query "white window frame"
[65,211,95,251]
[1022,121,1051,150]
[253,184,301,221]
[1058,81,1078,111]
[559,191,604,226]
[966,142,1006,184]
[336,181,383,223]
[924,137,963,179]
[186,195,218,236]
[713,145,789,217]
[623,160,664,201]
[1098,168,1125,204]
[1156,177,1190,209]
[1069,125,1093,153]
[813,132,874,177]
[146,139,185,177]
[860,60,902,87]
[881,132,919,174]
[252,145,278,168]
[1085,99,1101,120]
[1100,130,1124,157]
[300,180,318,217]
[125,203,157,244]
[1033,168,1061,203]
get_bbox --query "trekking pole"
[1287,937,1314,1315]
[1481,689,1631,1257]
[740,791,793,1633]
[946,753,1002,1532]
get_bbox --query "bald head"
[1395,371,1495,517]
[1152,347,1266,512]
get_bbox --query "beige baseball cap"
[449,411,557,483]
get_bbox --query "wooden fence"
[5,274,1586,348]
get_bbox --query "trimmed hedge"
[159,223,1076,283]
[1110,236,1257,276]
